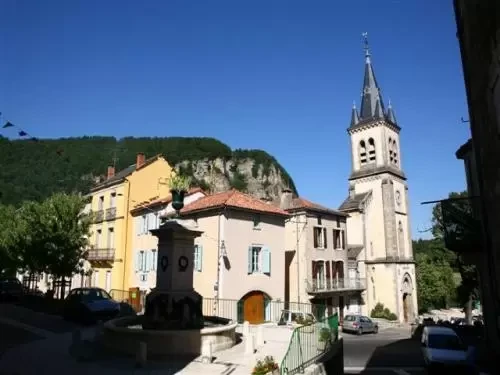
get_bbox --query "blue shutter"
[151,249,157,271]
[248,246,253,274]
[262,247,271,274]
[198,245,203,271]
[135,217,141,236]
[135,251,141,272]
[146,250,152,272]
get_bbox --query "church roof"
[338,191,371,212]
[350,35,399,129]
[286,197,348,217]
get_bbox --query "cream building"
[338,43,418,322]
[130,188,206,291]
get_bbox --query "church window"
[359,140,367,165]
[392,140,398,165]
[368,138,376,162]
[388,137,394,163]
[313,227,327,249]
[398,221,405,256]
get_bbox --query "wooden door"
[243,291,264,324]
[403,293,409,322]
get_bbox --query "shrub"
[370,302,398,321]
[252,356,279,375]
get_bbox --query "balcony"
[94,210,104,223]
[105,207,117,221]
[305,277,366,294]
[86,248,115,262]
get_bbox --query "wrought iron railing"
[280,314,339,375]
[94,209,104,223]
[86,248,115,261]
[305,277,366,293]
[440,197,481,253]
[105,207,117,220]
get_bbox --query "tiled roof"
[91,155,162,191]
[347,245,364,259]
[286,197,348,217]
[131,188,205,215]
[339,192,371,212]
[180,189,289,217]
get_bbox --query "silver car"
[342,314,378,335]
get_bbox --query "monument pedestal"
[142,219,204,330]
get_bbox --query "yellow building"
[87,153,174,292]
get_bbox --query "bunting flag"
[3,121,14,129]
[18,130,28,137]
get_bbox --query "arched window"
[368,138,376,162]
[388,137,394,163]
[392,140,398,165]
[398,221,405,256]
[359,140,367,165]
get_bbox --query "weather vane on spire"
[362,32,370,57]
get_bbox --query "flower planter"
[171,189,186,212]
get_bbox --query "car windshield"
[81,289,112,301]
[345,315,356,321]
[428,333,464,351]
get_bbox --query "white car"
[421,325,475,373]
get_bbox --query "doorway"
[241,291,266,324]
[403,293,410,323]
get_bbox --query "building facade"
[338,43,417,322]
[454,0,500,357]
[178,189,289,324]
[279,189,363,320]
[130,188,206,291]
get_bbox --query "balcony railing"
[305,277,366,294]
[94,210,104,223]
[105,207,117,220]
[86,248,115,261]
[440,197,481,253]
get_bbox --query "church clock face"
[395,190,401,206]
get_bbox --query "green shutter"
[248,246,253,274]
[262,247,271,274]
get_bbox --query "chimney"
[136,153,146,169]
[107,166,115,179]
[280,188,293,210]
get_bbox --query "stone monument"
[142,219,204,330]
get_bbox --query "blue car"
[63,287,120,324]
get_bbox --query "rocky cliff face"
[176,157,295,201]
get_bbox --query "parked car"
[421,325,475,373]
[278,310,316,326]
[63,287,120,324]
[0,277,23,302]
[342,314,378,335]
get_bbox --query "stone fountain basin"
[101,315,238,357]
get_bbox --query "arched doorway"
[401,274,413,323]
[239,290,270,324]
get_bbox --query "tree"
[0,204,20,275]
[16,193,92,298]
[431,191,479,322]
[414,239,457,313]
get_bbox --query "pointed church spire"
[350,102,360,127]
[386,99,397,124]
[359,33,385,120]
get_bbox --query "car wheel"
[357,328,363,335]
[373,326,378,334]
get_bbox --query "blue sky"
[0,0,470,239]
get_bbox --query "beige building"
[177,189,289,324]
[278,190,364,320]
[129,188,206,291]
[338,42,417,322]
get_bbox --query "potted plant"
[317,327,331,351]
[293,315,314,333]
[167,174,192,214]
[252,355,279,375]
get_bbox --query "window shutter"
[341,231,346,249]
[326,260,331,279]
[247,246,253,274]
[313,229,318,248]
[323,228,328,248]
[312,260,317,278]
[151,250,157,271]
[237,300,244,323]
[262,247,271,274]
[135,218,141,236]
[149,250,155,271]
[198,245,203,271]
[135,251,140,272]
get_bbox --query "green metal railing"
[280,313,339,375]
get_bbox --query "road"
[343,326,426,375]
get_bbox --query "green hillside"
[0,136,297,205]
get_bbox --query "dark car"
[0,277,24,302]
[63,287,120,324]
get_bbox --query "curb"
[0,316,54,338]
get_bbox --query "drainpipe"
[121,179,132,291]
[296,215,300,304]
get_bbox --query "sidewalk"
[0,322,293,374]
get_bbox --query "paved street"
[0,321,43,358]
[343,326,426,375]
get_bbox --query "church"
[338,39,418,323]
